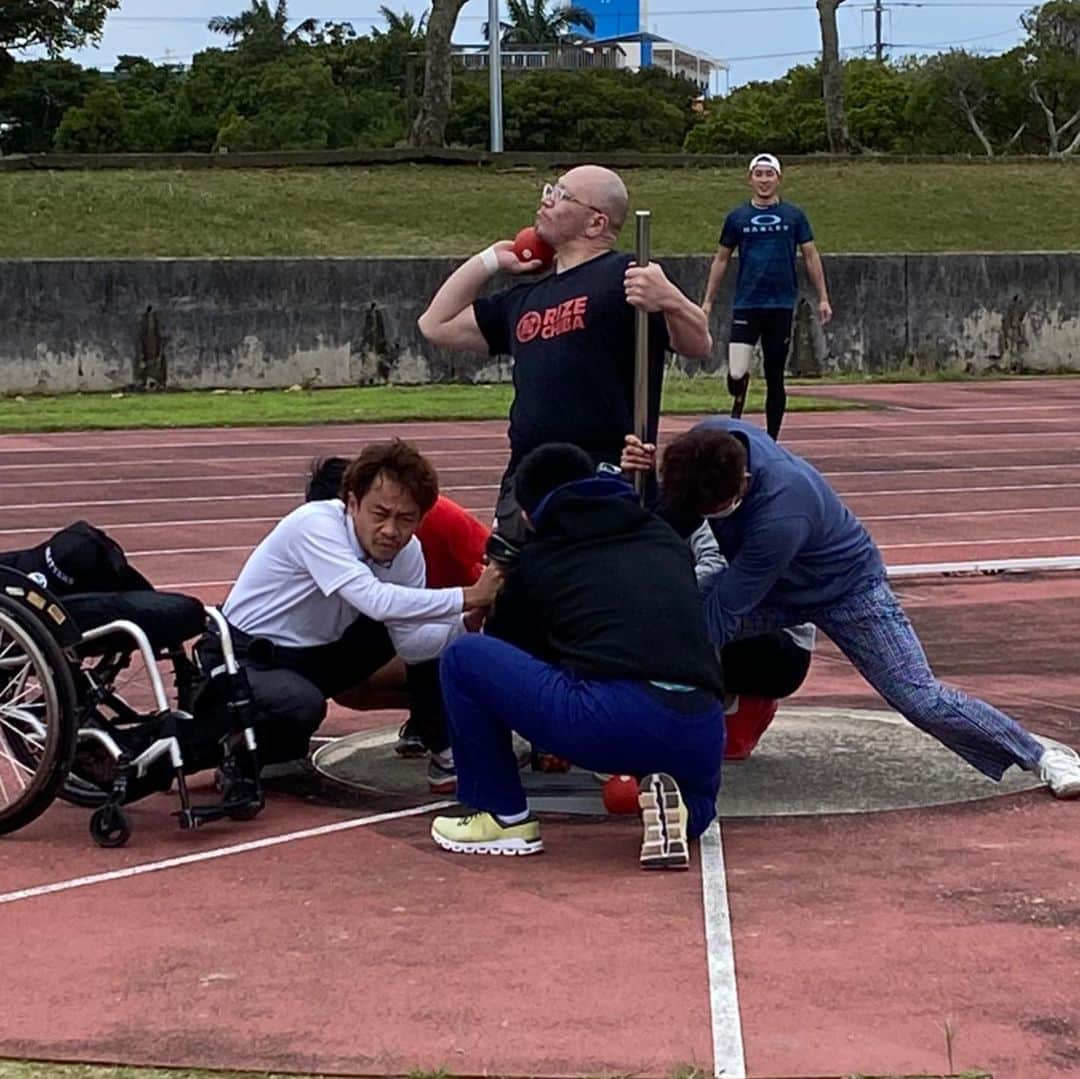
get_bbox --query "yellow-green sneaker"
[431,811,544,856]
[638,773,690,870]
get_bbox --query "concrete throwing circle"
[311,706,1043,818]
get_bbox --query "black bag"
[0,521,152,596]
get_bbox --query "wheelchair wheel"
[89,804,132,848]
[0,596,78,836]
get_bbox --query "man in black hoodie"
[430,443,726,869]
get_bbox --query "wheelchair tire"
[0,595,79,836]
[89,805,132,848]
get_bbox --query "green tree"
[448,68,685,151]
[905,49,1028,156]
[208,0,320,62]
[1021,0,1080,155]
[684,64,827,154]
[171,47,242,151]
[53,83,127,151]
[843,57,915,151]
[213,55,336,150]
[0,0,119,59]
[0,57,103,151]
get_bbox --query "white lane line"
[862,505,1080,523]
[0,431,509,453]
[0,800,453,907]
[0,463,503,489]
[0,484,496,513]
[0,447,507,470]
[152,553,1080,592]
[879,534,1080,551]
[700,822,745,1078]
[888,555,1080,578]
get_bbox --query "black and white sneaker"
[395,722,427,758]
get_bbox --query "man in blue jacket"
[621,419,1080,799]
[430,443,726,869]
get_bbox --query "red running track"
[2,378,1080,1079]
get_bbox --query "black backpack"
[0,521,152,596]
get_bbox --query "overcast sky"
[21,0,1036,89]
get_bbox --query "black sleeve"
[473,291,512,357]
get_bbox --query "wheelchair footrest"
[173,789,264,830]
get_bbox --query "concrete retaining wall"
[1,252,1077,394]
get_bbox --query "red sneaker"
[724,697,779,760]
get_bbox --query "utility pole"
[874,0,884,61]
[489,0,504,152]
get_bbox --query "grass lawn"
[0,162,1076,258]
[0,377,856,433]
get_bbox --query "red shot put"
[512,226,555,271]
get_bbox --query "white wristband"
[479,245,499,276]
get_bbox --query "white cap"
[748,153,782,174]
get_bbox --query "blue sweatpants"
[708,577,1044,779]
[439,635,725,839]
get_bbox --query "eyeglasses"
[541,182,606,217]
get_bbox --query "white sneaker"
[1035,738,1080,800]
[637,772,690,870]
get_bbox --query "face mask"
[706,498,742,520]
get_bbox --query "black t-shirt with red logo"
[473,251,669,465]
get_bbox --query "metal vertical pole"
[633,209,651,503]
[489,0,504,152]
[874,0,884,61]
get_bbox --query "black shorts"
[729,307,794,365]
[720,630,811,698]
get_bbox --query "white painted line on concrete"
[0,464,502,489]
[700,822,745,1078]
[863,505,1080,523]
[888,555,1080,578]
[0,800,454,907]
[880,534,1080,552]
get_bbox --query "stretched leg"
[815,580,1044,779]
[760,308,794,440]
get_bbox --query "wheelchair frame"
[0,567,265,847]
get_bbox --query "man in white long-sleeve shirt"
[200,440,502,786]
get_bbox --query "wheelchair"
[0,565,265,847]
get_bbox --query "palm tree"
[208,1,319,48]
[372,5,426,39]
[493,0,596,44]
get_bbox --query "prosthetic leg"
[727,341,753,419]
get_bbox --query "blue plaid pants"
[717,577,1043,780]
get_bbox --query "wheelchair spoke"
[0,604,76,831]
[0,730,31,792]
